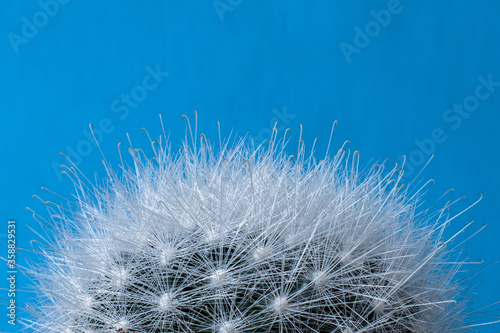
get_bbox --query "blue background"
[1,1,499,332]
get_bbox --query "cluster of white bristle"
[25,115,483,332]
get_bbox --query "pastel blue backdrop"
[1,1,499,332]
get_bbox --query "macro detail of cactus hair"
[26,114,487,332]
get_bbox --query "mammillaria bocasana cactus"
[26,115,486,332]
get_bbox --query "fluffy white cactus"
[26,115,486,332]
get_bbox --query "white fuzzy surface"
[25,118,480,332]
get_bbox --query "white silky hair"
[24,114,492,332]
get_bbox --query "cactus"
[26,116,484,332]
